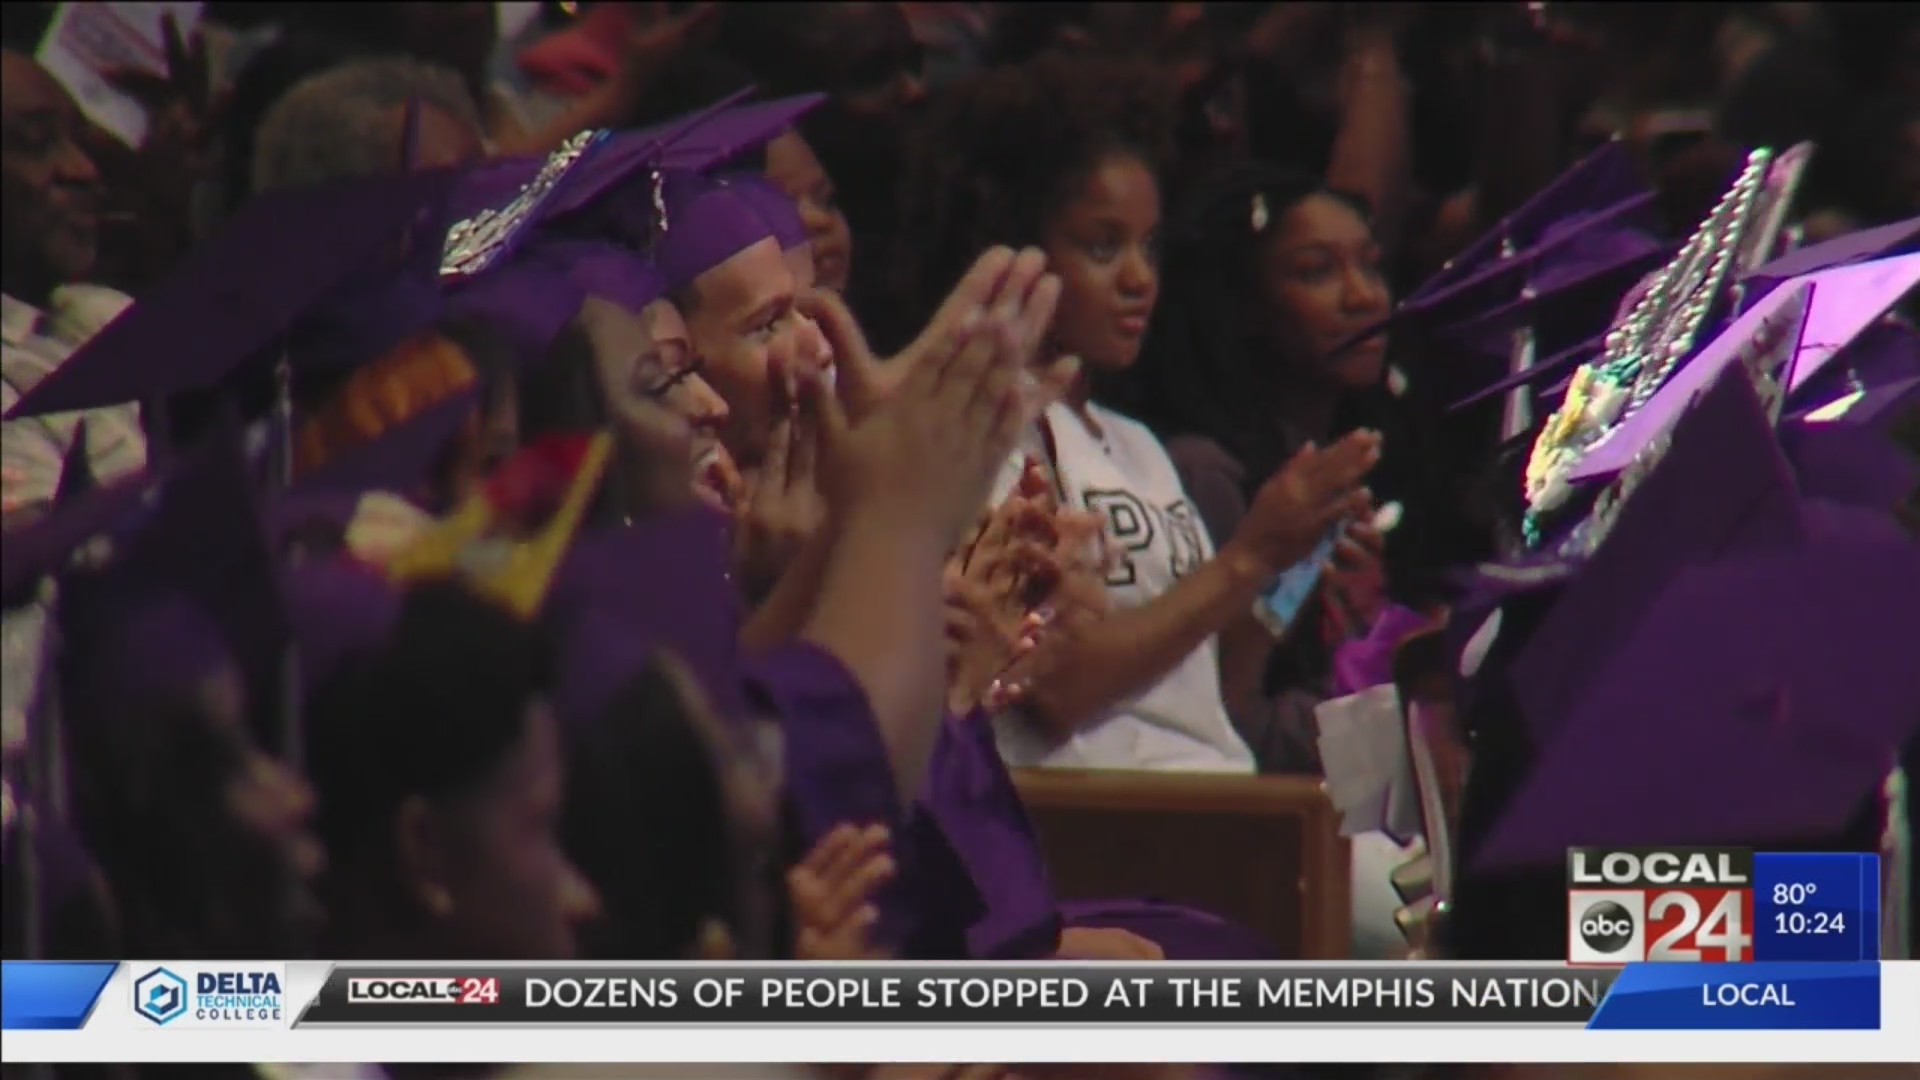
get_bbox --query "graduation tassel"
[1884,767,1912,959]
[19,577,66,961]
[1498,237,1538,444]
[273,353,304,772]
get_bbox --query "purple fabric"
[544,510,745,733]
[1744,213,1920,283]
[7,168,464,419]
[1,469,157,600]
[1409,141,1648,304]
[1510,368,1806,746]
[282,558,403,700]
[1477,533,1920,870]
[1783,253,1920,393]
[723,174,809,251]
[57,425,288,720]
[744,641,900,845]
[654,179,778,290]
[1331,603,1438,697]
[1784,420,1920,511]
[913,711,1064,959]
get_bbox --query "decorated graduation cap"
[5,169,464,421]
[1474,531,1920,870]
[443,237,669,372]
[1508,366,1807,748]
[1518,149,1781,537]
[1571,255,1920,485]
[722,173,810,251]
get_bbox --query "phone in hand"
[1253,525,1340,637]
[1251,502,1403,637]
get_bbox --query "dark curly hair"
[893,54,1176,325]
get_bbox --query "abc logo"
[1579,900,1637,954]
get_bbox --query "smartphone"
[1254,526,1340,637]
[1252,502,1403,637]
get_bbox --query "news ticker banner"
[1566,847,1880,964]
[6,962,1915,1066]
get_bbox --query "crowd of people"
[2,3,1917,1080]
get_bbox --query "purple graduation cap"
[1743,213,1920,286]
[443,92,824,246]
[1573,256,1920,482]
[538,92,826,225]
[1409,141,1650,306]
[443,237,669,371]
[1781,254,1920,395]
[721,173,809,252]
[1508,366,1807,747]
[652,173,780,292]
[5,169,464,420]
[55,422,291,737]
[1474,531,1920,869]
[281,557,404,703]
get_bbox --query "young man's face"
[679,238,832,467]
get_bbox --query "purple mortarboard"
[1781,254,1920,394]
[1450,334,1604,411]
[281,558,403,701]
[721,173,809,251]
[441,129,613,284]
[1569,279,1816,482]
[539,92,826,224]
[1783,418,1919,512]
[543,511,744,733]
[1409,141,1649,305]
[1784,319,1920,424]
[1475,533,1920,869]
[56,421,289,728]
[1347,196,1666,358]
[1743,213,1920,284]
[653,174,779,291]
[1427,220,1670,356]
[0,469,158,606]
[6,170,462,420]
[1509,367,1806,747]
[443,238,668,369]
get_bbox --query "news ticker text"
[1564,848,1881,964]
[1,960,1882,1033]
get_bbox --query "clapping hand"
[789,824,896,962]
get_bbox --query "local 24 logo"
[1566,847,1757,964]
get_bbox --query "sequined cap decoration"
[1520,148,1776,541]
[440,129,609,281]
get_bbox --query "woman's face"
[579,296,737,512]
[1040,152,1162,371]
[765,132,853,294]
[425,700,600,959]
[1255,192,1391,391]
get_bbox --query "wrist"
[1217,539,1278,595]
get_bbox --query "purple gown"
[548,510,1272,960]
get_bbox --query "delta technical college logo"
[134,967,188,1026]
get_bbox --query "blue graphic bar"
[1,962,119,1030]
[1753,853,1879,962]
[1588,961,1880,1030]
